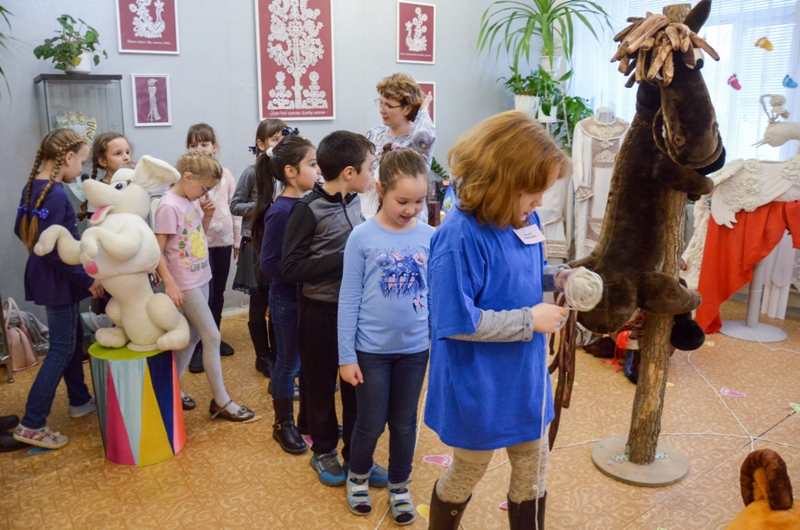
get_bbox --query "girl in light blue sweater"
[338,144,433,525]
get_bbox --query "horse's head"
[614,0,724,169]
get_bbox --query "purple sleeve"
[260,205,289,281]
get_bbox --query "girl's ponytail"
[249,152,278,250]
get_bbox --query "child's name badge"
[513,224,546,245]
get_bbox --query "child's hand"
[531,303,568,334]
[89,280,105,299]
[556,269,572,290]
[339,363,363,386]
[234,247,240,261]
[165,281,185,309]
[200,195,216,217]
[150,269,162,287]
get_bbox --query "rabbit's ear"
[131,155,181,193]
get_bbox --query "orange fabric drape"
[695,201,800,334]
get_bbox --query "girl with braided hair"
[77,132,132,222]
[154,149,255,422]
[12,128,105,450]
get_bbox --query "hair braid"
[19,149,44,247]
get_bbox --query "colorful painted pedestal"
[88,343,186,466]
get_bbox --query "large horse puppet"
[572,0,726,335]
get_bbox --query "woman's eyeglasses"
[374,98,405,111]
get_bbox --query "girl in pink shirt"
[154,149,254,422]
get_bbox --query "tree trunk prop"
[626,188,686,464]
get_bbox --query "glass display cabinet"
[34,74,124,140]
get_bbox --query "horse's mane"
[611,13,719,87]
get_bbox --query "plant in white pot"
[502,69,540,117]
[477,0,611,78]
[34,14,107,74]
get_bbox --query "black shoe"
[189,344,204,373]
[255,360,272,379]
[220,341,235,357]
[338,424,343,439]
[0,430,27,453]
[0,414,20,431]
[268,381,273,395]
[428,480,470,530]
[507,492,546,530]
[181,395,196,410]
[272,398,307,455]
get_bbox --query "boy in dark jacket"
[282,131,387,487]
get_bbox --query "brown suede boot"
[428,480,471,530]
[507,492,546,530]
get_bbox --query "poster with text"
[255,0,335,120]
[117,0,179,54]
[397,1,435,64]
[417,82,435,124]
[132,75,171,127]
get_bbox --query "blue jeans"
[269,290,301,400]
[349,350,429,483]
[22,303,92,429]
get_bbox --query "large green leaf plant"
[33,14,107,71]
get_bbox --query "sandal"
[389,481,415,525]
[346,471,372,515]
[209,399,254,422]
[13,425,68,449]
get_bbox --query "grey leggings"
[174,283,231,408]
[436,439,549,504]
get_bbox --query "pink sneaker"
[13,425,69,449]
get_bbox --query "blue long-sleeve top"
[14,180,94,307]
[260,196,300,298]
[338,218,435,365]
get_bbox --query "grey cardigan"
[230,165,256,237]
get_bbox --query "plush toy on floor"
[726,449,800,530]
[34,156,190,353]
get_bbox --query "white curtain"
[571,0,800,162]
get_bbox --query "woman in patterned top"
[363,73,436,221]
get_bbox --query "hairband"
[391,142,403,151]
[282,127,300,136]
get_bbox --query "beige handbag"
[4,298,38,371]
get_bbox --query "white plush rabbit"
[34,156,190,353]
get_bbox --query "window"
[575,0,799,161]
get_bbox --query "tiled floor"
[1,300,799,529]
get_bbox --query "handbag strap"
[4,298,30,336]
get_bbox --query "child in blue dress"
[339,144,434,525]
[13,128,104,449]
[425,111,572,530]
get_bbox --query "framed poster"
[255,0,335,121]
[397,1,435,64]
[417,82,435,124]
[132,75,171,127]
[117,0,179,54]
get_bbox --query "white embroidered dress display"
[572,111,629,259]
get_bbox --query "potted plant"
[501,68,540,117]
[527,67,570,122]
[554,94,593,154]
[477,0,611,76]
[33,14,107,74]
